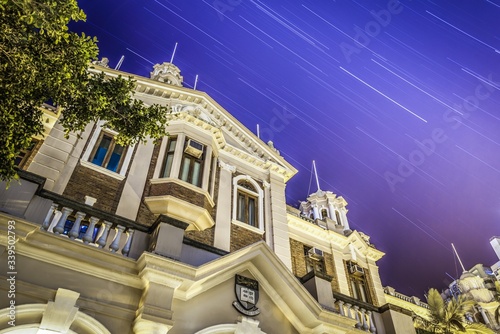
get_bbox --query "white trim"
[232,175,264,231]
[232,219,265,235]
[80,160,125,181]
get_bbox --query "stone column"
[213,160,235,251]
[263,181,273,249]
[201,145,212,191]
[83,217,99,244]
[53,207,73,235]
[68,211,86,239]
[116,139,155,220]
[269,171,292,270]
[312,204,319,219]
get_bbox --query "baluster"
[367,310,376,333]
[361,308,369,331]
[121,229,135,256]
[345,303,352,319]
[42,203,58,230]
[68,212,86,240]
[53,207,74,235]
[337,300,345,316]
[96,221,112,248]
[83,217,99,244]
[48,210,61,232]
[353,306,362,329]
[109,225,125,252]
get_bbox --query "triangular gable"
[93,66,297,181]
[138,241,357,333]
[345,231,385,262]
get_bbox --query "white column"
[341,207,350,230]
[213,160,235,251]
[116,139,155,220]
[328,201,336,222]
[170,133,185,178]
[122,229,135,256]
[263,181,273,249]
[83,217,99,244]
[201,145,212,191]
[68,211,86,239]
[312,204,319,219]
[269,171,292,270]
[53,207,73,235]
[96,221,112,248]
[110,225,126,252]
[42,203,58,230]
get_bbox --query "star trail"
[72,0,500,298]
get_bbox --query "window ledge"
[80,160,126,181]
[231,219,264,235]
[150,177,214,207]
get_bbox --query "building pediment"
[137,242,358,333]
[346,231,384,261]
[89,66,297,181]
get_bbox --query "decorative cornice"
[218,159,236,173]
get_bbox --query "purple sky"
[72,0,500,298]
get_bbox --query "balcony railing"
[38,189,149,257]
[331,290,378,333]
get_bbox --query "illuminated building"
[0,61,420,333]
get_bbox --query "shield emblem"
[233,274,260,316]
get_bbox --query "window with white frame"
[89,131,127,172]
[81,123,134,177]
[158,135,211,189]
[179,138,205,187]
[160,136,177,178]
[232,175,264,230]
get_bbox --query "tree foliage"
[422,288,494,334]
[0,0,169,181]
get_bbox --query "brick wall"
[185,227,215,247]
[230,224,264,252]
[63,164,124,213]
[290,238,308,278]
[149,182,215,218]
[323,252,341,292]
[289,238,340,293]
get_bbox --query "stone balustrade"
[35,187,150,257]
[385,286,429,309]
[331,294,378,333]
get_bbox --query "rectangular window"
[179,138,204,187]
[237,191,257,227]
[161,137,177,177]
[15,138,39,169]
[89,132,126,172]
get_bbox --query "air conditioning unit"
[350,264,364,276]
[184,139,204,158]
[308,247,324,258]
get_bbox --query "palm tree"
[425,288,494,334]
[494,281,500,323]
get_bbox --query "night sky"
[72,0,500,299]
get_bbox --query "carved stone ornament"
[150,62,183,86]
[233,274,260,317]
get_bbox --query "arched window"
[335,210,342,225]
[233,176,264,230]
[321,208,328,219]
[237,181,257,226]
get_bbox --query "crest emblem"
[233,274,260,316]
